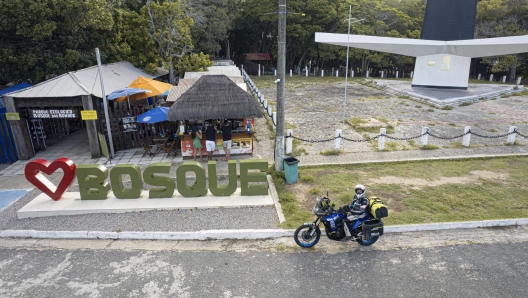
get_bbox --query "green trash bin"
[283,156,299,184]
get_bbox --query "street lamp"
[343,6,364,126]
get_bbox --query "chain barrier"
[384,132,427,141]
[470,130,516,139]
[427,130,470,140]
[243,70,277,126]
[516,131,528,138]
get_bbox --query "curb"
[1,218,528,241]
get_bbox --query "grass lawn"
[270,157,528,228]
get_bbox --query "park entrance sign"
[19,158,273,218]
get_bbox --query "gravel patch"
[254,77,528,155]
[0,177,279,232]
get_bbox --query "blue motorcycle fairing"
[351,214,374,230]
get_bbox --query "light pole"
[275,0,286,171]
[343,7,364,126]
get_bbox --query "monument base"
[17,189,273,219]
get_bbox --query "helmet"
[354,184,366,199]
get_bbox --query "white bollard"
[462,126,471,147]
[274,69,277,76]
[478,74,481,80]
[290,70,292,77]
[306,68,308,77]
[420,127,429,147]
[286,129,293,154]
[507,126,517,145]
[502,75,507,83]
[396,71,399,78]
[381,71,384,78]
[258,64,261,76]
[263,99,267,109]
[378,128,386,151]
[351,71,354,78]
[490,74,494,82]
[272,112,276,131]
[517,77,522,85]
[335,129,342,150]
[410,71,414,78]
[366,71,369,78]
[321,70,324,77]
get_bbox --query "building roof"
[246,53,271,61]
[167,75,263,121]
[166,77,246,102]
[5,62,167,99]
[184,65,242,79]
[315,33,528,58]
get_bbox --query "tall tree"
[0,0,114,85]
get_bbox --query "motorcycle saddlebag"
[369,197,388,219]
[362,219,384,240]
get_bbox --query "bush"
[421,144,439,150]
[320,149,341,156]
[441,106,454,110]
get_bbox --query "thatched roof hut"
[167,75,263,121]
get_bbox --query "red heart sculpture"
[25,158,77,201]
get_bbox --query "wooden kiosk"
[167,75,263,158]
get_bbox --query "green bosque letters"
[176,161,207,197]
[110,164,143,199]
[143,162,175,198]
[77,164,110,200]
[208,160,237,196]
[75,160,269,199]
[239,160,268,196]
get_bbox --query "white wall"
[412,54,471,89]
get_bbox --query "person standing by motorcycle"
[349,184,369,216]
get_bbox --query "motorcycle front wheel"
[294,224,321,248]
[356,236,379,246]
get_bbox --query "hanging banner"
[122,116,137,132]
[81,110,98,120]
[30,109,78,119]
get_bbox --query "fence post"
[396,71,399,78]
[336,70,339,77]
[267,105,272,118]
[351,71,354,78]
[366,71,369,78]
[272,112,276,131]
[502,75,507,83]
[478,74,481,80]
[507,126,517,145]
[263,99,267,109]
[258,64,261,76]
[378,128,386,151]
[381,71,384,78]
[462,126,471,147]
[335,129,342,150]
[489,74,494,82]
[517,77,522,85]
[290,69,292,77]
[410,71,414,78]
[306,68,308,77]
[286,129,293,154]
[420,127,429,147]
[321,70,324,77]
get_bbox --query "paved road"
[1,226,527,297]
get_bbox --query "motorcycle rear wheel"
[356,236,379,246]
[294,225,321,248]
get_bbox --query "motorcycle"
[294,193,385,248]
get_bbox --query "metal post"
[95,48,115,158]
[275,0,286,171]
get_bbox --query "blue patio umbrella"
[137,107,169,124]
[106,87,152,108]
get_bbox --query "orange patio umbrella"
[115,76,172,102]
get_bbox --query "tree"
[0,0,114,85]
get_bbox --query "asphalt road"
[1,227,528,298]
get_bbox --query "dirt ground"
[252,76,528,155]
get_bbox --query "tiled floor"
[0,129,183,176]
